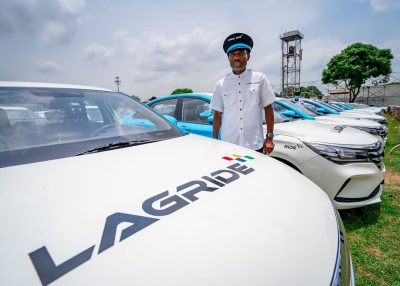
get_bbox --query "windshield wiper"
[77,139,158,156]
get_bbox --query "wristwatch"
[266,132,274,139]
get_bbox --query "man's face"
[228,49,250,74]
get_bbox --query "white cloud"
[84,28,223,80]
[84,43,114,66]
[36,60,63,74]
[0,0,85,44]
[378,39,400,74]
[361,0,400,11]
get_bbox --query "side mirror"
[208,115,214,124]
[281,110,296,117]
[163,115,178,125]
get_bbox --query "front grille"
[366,141,384,170]
[379,119,388,126]
[379,128,388,137]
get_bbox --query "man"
[210,33,276,154]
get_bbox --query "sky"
[1,0,399,100]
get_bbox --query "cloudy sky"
[1,0,399,100]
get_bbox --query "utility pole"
[114,76,121,92]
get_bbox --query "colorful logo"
[222,154,255,163]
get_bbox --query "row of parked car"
[147,93,387,210]
[1,81,378,285]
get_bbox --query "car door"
[149,98,180,119]
[178,97,213,137]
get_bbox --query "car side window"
[84,101,104,123]
[151,99,178,117]
[182,98,211,124]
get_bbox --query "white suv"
[147,93,385,209]
[273,112,385,209]
[0,83,354,286]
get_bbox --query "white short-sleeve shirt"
[210,69,276,150]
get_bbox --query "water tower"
[280,30,303,97]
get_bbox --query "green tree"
[171,88,193,95]
[322,43,393,102]
[299,86,323,98]
[306,86,323,97]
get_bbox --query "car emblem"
[332,125,345,133]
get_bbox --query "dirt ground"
[385,169,400,184]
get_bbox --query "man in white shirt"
[210,33,276,154]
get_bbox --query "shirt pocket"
[247,85,260,106]
[222,90,238,108]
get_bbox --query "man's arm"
[213,111,222,139]
[263,104,274,154]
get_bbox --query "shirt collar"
[229,69,251,78]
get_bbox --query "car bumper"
[299,157,385,209]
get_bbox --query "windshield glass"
[279,99,318,117]
[0,87,182,167]
[273,111,291,123]
[317,101,343,112]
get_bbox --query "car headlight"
[352,126,380,135]
[368,118,387,126]
[331,209,354,286]
[381,125,388,136]
[304,142,369,164]
[352,125,387,137]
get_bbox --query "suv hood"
[275,120,378,145]
[328,112,384,121]
[315,115,381,128]
[0,134,338,286]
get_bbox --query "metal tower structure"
[280,30,304,97]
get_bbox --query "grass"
[339,113,400,285]
[340,185,400,285]
[384,114,400,172]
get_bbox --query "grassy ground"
[340,113,400,285]
[340,185,400,285]
[384,114,400,171]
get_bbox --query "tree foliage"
[171,88,193,95]
[322,43,393,102]
[300,86,323,98]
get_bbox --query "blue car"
[329,101,353,110]
[147,93,292,138]
[147,93,214,137]
[301,99,341,115]
[274,99,317,120]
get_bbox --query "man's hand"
[263,137,275,155]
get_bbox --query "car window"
[151,99,178,117]
[273,110,290,123]
[318,101,343,112]
[182,98,211,124]
[86,104,104,123]
[0,87,182,167]
[301,101,324,115]
[281,99,318,117]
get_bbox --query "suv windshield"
[0,87,182,167]
[280,99,319,117]
[317,101,343,112]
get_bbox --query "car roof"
[0,81,113,92]
[147,93,212,104]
